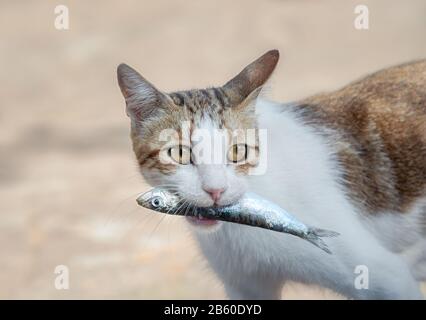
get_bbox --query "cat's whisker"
[174,199,189,216]
[104,191,149,227]
[146,214,168,242]
[152,184,180,189]
[192,205,196,217]
[165,198,185,215]
[141,198,188,246]
[132,198,185,234]
[183,203,192,217]
[111,206,143,228]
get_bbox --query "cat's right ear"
[223,50,279,106]
[117,63,170,121]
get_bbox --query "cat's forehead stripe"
[169,87,230,111]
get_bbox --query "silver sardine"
[137,187,339,254]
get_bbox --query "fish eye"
[151,197,163,207]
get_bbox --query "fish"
[136,187,340,254]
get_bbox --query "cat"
[117,50,426,299]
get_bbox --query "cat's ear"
[117,63,171,121]
[223,50,279,106]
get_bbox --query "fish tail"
[305,228,340,254]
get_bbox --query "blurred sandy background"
[1,0,426,299]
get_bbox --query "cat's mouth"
[185,204,220,227]
[186,215,219,227]
[184,198,239,228]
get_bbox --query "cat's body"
[117,51,426,299]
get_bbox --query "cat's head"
[117,50,279,229]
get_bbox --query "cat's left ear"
[117,63,173,121]
[223,50,279,107]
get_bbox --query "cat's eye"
[228,144,248,163]
[168,145,191,165]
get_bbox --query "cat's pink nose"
[204,188,225,203]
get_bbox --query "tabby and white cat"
[117,50,426,299]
